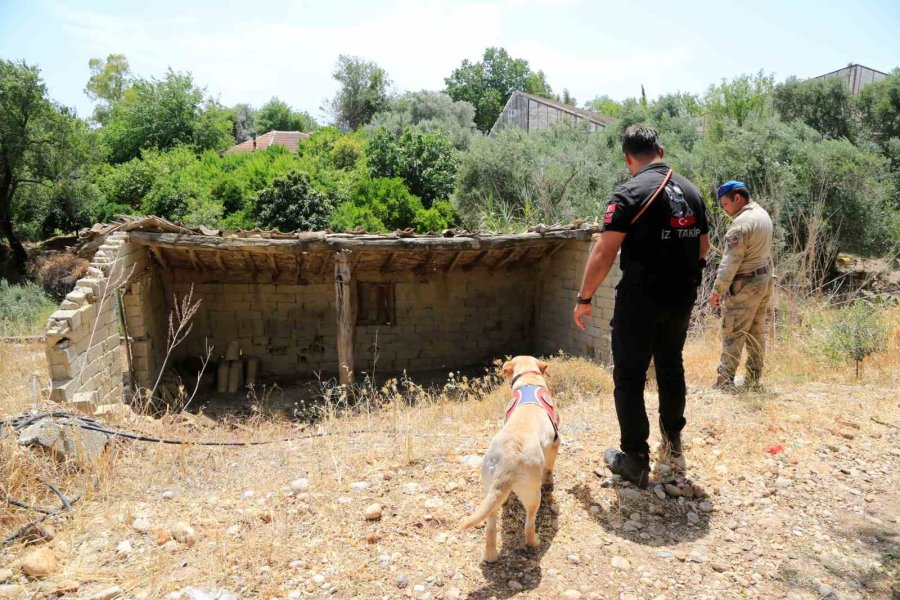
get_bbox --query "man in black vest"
[574,124,709,487]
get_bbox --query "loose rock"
[365,503,383,520]
[170,523,196,546]
[611,556,631,570]
[21,547,57,577]
[131,517,151,533]
[396,573,408,589]
[290,478,310,494]
[86,586,124,600]
[563,591,583,600]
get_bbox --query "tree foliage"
[369,91,477,150]
[101,69,234,164]
[704,71,775,129]
[584,95,622,118]
[773,76,856,140]
[85,54,132,124]
[367,127,458,206]
[326,55,391,131]
[256,97,318,133]
[856,68,900,145]
[230,103,256,143]
[444,47,553,133]
[1,59,97,274]
[253,170,335,231]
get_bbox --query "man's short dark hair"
[622,124,662,157]
[728,188,750,201]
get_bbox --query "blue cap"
[717,180,748,199]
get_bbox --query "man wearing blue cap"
[711,181,773,389]
[574,124,709,487]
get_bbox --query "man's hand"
[574,303,592,330]
[710,291,721,308]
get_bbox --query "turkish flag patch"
[603,203,617,224]
[670,214,697,228]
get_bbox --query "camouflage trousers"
[717,273,773,384]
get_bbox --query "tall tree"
[256,97,318,133]
[705,71,775,128]
[773,76,856,140]
[101,69,234,163]
[855,68,900,146]
[231,103,256,142]
[584,95,622,118]
[84,54,132,124]
[1,60,93,274]
[369,90,477,150]
[326,55,391,131]
[444,47,553,133]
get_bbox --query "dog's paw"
[483,550,499,563]
[526,534,540,548]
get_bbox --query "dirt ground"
[1,331,899,599]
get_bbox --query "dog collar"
[505,384,559,439]
[510,370,543,387]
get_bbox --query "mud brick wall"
[162,268,538,379]
[353,269,536,374]
[44,233,147,407]
[162,282,339,377]
[122,265,168,391]
[535,239,620,362]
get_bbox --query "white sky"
[1,0,897,122]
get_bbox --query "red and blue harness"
[505,371,560,440]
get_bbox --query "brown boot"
[713,372,735,391]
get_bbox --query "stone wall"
[162,281,338,377]
[161,267,537,378]
[353,269,535,373]
[44,233,147,410]
[535,238,620,362]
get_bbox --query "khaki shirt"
[713,200,773,294]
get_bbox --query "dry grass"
[1,307,898,598]
[0,342,48,415]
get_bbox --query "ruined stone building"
[43,217,620,411]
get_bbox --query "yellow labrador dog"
[459,355,560,562]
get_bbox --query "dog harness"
[505,371,559,439]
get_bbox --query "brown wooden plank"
[446,251,463,272]
[335,252,355,387]
[462,251,488,272]
[380,252,395,274]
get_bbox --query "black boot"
[604,448,650,489]
[659,418,686,470]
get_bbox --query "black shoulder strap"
[630,169,673,226]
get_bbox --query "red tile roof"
[224,130,311,155]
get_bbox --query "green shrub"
[0,281,58,337]
[414,199,457,232]
[814,300,889,378]
[253,170,335,231]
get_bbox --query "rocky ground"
[1,360,898,600]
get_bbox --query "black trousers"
[610,286,696,457]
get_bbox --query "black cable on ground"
[4,497,56,515]
[2,495,81,547]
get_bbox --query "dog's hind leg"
[542,440,560,488]
[515,480,542,548]
[484,510,499,562]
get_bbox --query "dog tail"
[458,465,515,531]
